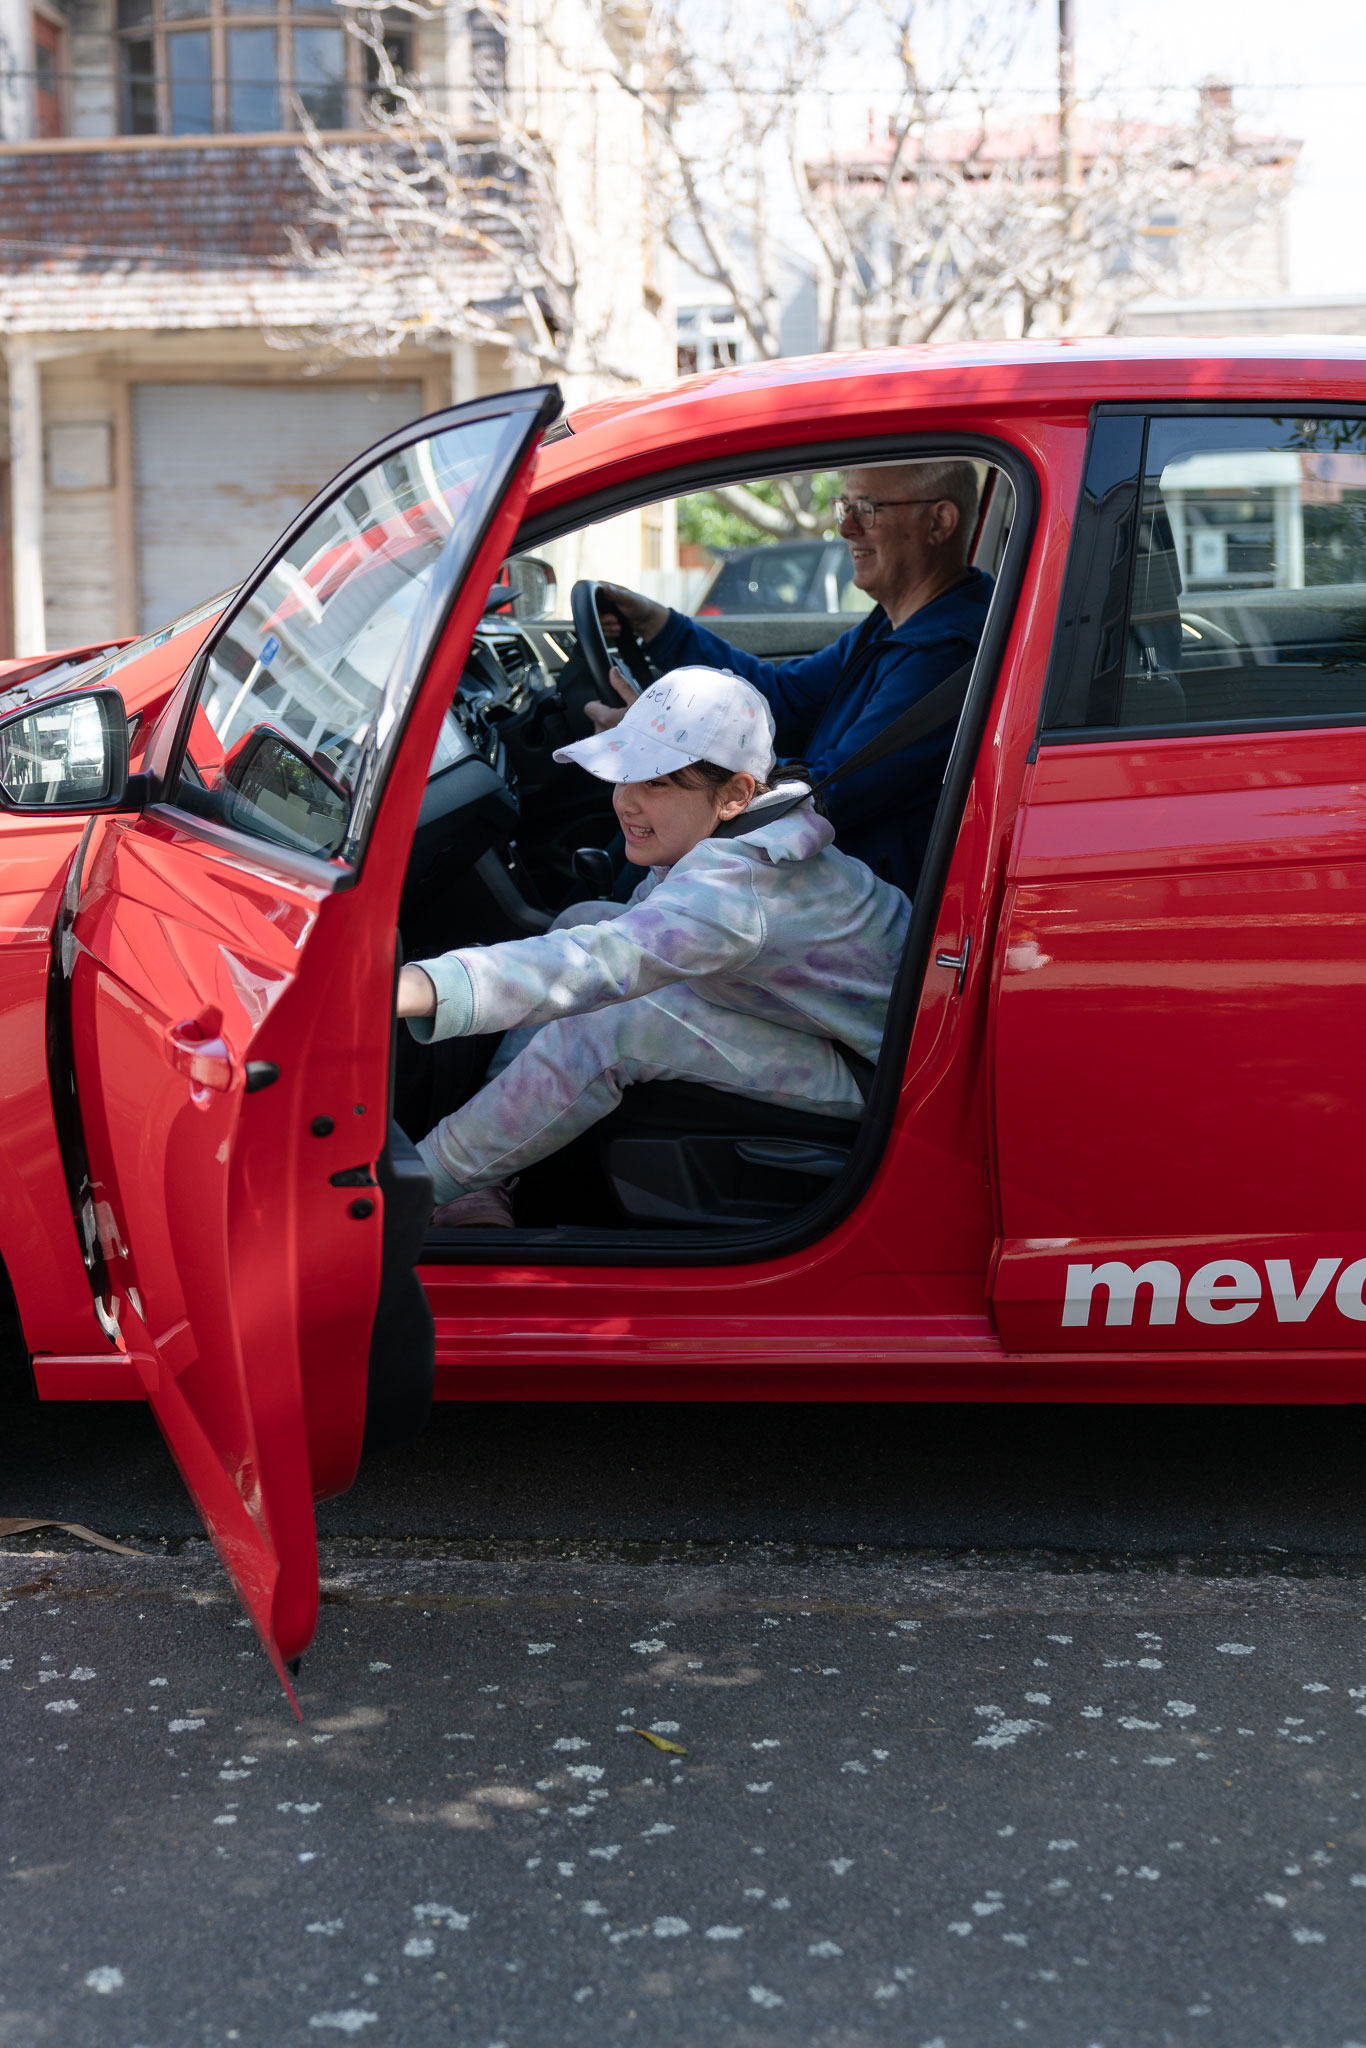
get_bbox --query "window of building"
[116,0,408,135]
[675,303,746,378]
[33,12,64,137]
[363,25,413,112]
[1044,414,1366,735]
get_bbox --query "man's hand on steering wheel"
[570,579,665,705]
[596,582,669,644]
[584,666,639,733]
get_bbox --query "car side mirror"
[0,688,134,813]
[504,555,557,620]
[220,725,351,857]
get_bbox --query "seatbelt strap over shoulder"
[711,653,977,840]
[810,653,977,790]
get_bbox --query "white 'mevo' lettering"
[1335,1258,1366,1321]
[1062,1256,1366,1330]
[1062,1261,1180,1328]
[1265,1258,1340,1322]
[1184,1260,1261,1325]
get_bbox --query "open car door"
[59,387,559,1694]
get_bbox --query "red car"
[4,342,1366,1691]
[0,638,132,688]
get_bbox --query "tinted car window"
[1048,414,1366,735]
[698,540,874,616]
[706,544,823,611]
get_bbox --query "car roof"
[530,339,1366,512]
[565,336,1366,433]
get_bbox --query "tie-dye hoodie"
[410,790,911,1062]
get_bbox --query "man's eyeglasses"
[832,494,946,529]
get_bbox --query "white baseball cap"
[553,666,777,785]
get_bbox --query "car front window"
[171,409,531,862]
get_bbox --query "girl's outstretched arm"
[404,846,767,1045]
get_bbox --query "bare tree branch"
[707,478,831,536]
[276,0,1293,469]
[799,7,1292,348]
[274,0,644,383]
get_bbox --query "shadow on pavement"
[5,1393,1366,1557]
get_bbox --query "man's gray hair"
[906,458,984,535]
[867,457,984,537]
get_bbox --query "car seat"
[594,1071,869,1228]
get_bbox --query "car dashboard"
[402,615,581,949]
[439,617,571,778]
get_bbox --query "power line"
[1,67,1364,93]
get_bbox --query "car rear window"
[1045,414,1366,736]
[708,546,824,611]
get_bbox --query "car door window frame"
[142,388,561,890]
[1036,401,1366,751]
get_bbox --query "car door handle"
[164,1019,235,1092]
[934,934,972,995]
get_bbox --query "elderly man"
[591,458,992,896]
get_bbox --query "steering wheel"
[1181,610,1242,650]
[570,580,654,703]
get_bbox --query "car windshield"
[5,647,122,698]
[21,595,232,701]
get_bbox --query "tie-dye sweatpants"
[415,981,865,1202]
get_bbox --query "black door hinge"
[329,1164,377,1188]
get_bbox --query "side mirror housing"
[504,555,557,620]
[220,724,351,857]
[0,688,136,814]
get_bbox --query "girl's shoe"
[430,1181,516,1229]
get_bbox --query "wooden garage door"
[132,381,424,630]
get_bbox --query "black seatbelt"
[712,653,977,841]
[833,1043,876,1102]
[841,604,893,666]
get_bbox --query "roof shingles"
[0,142,344,331]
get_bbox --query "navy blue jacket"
[648,569,993,896]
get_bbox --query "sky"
[995,0,1366,297]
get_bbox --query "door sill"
[421,1219,798,1262]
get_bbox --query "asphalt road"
[5,1399,1366,2047]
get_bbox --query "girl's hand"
[397,963,438,1017]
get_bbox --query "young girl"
[397,666,911,1227]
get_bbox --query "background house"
[804,83,1300,348]
[1121,292,1366,341]
[0,0,670,655]
[672,231,819,376]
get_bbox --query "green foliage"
[676,471,844,550]
[676,494,764,550]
